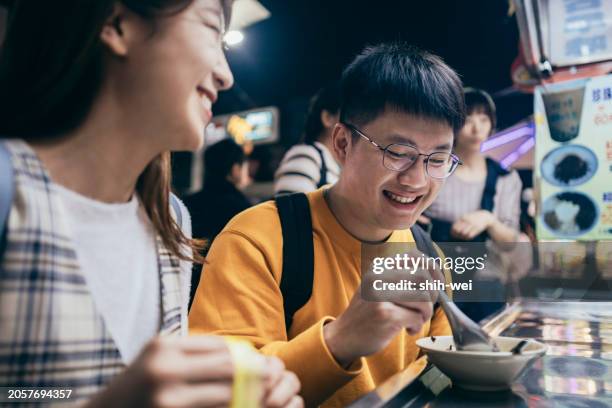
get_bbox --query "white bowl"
[416,336,547,391]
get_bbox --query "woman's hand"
[87,336,234,408]
[451,210,493,240]
[87,336,303,408]
[262,356,304,408]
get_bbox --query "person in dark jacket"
[184,138,252,305]
[185,138,251,246]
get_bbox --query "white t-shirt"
[55,184,192,364]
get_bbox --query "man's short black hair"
[339,42,465,133]
[204,138,245,185]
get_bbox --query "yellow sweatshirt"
[189,189,451,407]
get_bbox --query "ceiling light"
[224,30,244,46]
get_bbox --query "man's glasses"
[342,122,462,179]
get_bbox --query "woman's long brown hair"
[138,152,206,263]
[0,0,232,263]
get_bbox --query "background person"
[184,138,251,247]
[424,87,522,321]
[184,138,252,306]
[424,88,522,244]
[274,82,342,194]
[243,143,285,203]
[0,1,301,406]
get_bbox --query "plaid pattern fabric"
[0,140,184,404]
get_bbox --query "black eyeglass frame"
[341,122,463,179]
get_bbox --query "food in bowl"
[542,192,598,236]
[541,145,598,187]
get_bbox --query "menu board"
[535,74,612,240]
[545,0,612,67]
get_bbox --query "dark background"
[214,0,534,146]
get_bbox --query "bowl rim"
[416,336,548,357]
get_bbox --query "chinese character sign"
[535,74,612,240]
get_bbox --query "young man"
[190,43,465,407]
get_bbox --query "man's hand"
[323,251,441,368]
[451,210,494,240]
[87,336,303,408]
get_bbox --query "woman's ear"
[320,109,339,129]
[100,4,135,57]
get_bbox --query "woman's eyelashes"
[199,16,225,46]
[195,8,223,33]
[203,19,222,34]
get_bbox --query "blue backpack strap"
[0,142,15,258]
[275,192,314,333]
[170,193,183,230]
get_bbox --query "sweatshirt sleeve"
[188,230,363,406]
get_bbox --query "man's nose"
[397,156,428,189]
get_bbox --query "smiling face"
[333,110,454,240]
[104,0,233,152]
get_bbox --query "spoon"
[436,290,499,352]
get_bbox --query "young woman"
[424,87,522,321]
[424,88,522,244]
[274,82,342,195]
[0,1,302,406]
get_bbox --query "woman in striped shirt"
[275,83,342,194]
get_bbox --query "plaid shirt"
[0,140,184,404]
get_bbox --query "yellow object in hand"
[226,338,265,408]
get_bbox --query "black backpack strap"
[275,193,314,332]
[0,142,15,259]
[309,143,327,188]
